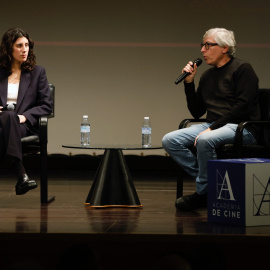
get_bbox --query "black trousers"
[0,111,29,162]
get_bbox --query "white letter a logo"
[217,170,236,201]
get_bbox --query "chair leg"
[176,166,184,199]
[40,147,55,204]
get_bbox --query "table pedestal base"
[85,149,142,208]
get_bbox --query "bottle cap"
[144,117,149,119]
[83,115,88,119]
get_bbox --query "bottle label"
[81,126,90,133]
[142,127,151,134]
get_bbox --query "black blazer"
[0,65,52,135]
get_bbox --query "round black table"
[62,144,163,208]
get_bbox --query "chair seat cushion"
[21,135,39,145]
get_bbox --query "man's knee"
[162,133,171,149]
[162,132,183,151]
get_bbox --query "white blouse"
[7,83,19,105]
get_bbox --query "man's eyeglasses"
[200,42,218,50]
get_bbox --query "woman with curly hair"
[0,28,52,195]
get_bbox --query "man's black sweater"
[184,58,261,140]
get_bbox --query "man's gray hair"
[203,28,236,57]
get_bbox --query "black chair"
[21,84,55,204]
[176,88,270,198]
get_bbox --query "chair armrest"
[179,118,206,129]
[234,120,270,156]
[39,116,49,145]
[40,115,49,126]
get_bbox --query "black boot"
[16,174,38,195]
[175,192,207,211]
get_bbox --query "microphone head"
[194,58,202,67]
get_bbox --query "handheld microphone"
[175,58,202,85]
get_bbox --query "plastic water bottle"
[142,117,151,147]
[81,115,90,146]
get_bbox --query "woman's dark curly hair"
[0,28,36,75]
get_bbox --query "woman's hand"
[0,106,3,112]
[18,114,27,123]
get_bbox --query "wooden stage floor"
[0,169,270,270]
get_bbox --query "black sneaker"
[175,192,207,211]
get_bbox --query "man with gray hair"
[162,28,260,211]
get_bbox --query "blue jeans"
[162,123,257,195]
